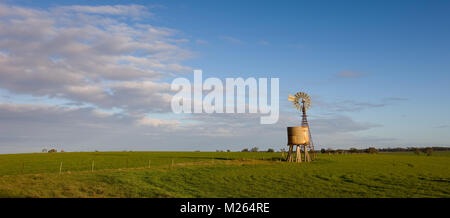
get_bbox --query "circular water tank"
[287,126,310,145]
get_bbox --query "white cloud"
[259,40,270,46]
[335,71,368,78]
[136,116,180,127]
[56,4,151,17]
[314,97,408,112]
[219,35,243,44]
[310,115,382,134]
[0,101,390,153]
[195,39,208,45]
[0,3,192,114]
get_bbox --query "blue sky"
[0,0,449,153]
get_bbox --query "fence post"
[59,161,63,174]
[91,160,94,172]
[148,160,151,169]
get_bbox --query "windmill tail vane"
[288,94,296,102]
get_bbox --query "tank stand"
[287,144,310,163]
[286,145,294,162]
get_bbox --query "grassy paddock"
[0,151,449,197]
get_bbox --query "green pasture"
[0,151,449,197]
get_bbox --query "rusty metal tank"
[287,126,310,145]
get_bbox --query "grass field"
[0,151,449,198]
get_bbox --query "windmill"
[286,92,315,162]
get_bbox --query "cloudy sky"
[1,0,449,153]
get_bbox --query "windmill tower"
[286,92,315,162]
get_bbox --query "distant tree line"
[319,147,379,154]
[42,148,64,153]
[376,146,450,152]
[317,146,450,156]
[235,146,449,156]
[236,146,449,154]
[239,147,275,152]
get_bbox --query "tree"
[42,148,47,153]
[48,149,57,153]
[320,148,326,154]
[267,148,275,153]
[425,147,433,156]
[250,147,259,152]
[226,149,231,152]
[241,148,249,152]
[349,148,359,154]
[367,147,378,154]
[413,148,420,155]
[280,148,286,159]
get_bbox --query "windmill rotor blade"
[289,91,312,112]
